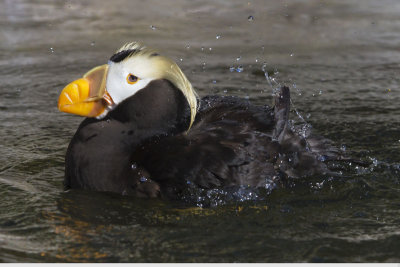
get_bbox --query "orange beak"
[58,64,114,117]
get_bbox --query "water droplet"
[131,163,137,169]
[223,89,228,93]
[212,80,217,84]
[201,47,204,51]
[140,177,148,183]
[179,58,183,62]
[150,25,156,30]
[209,47,212,51]
[50,47,54,53]
[255,58,259,63]
[236,65,244,72]
[341,145,346,152]
[185,44,190,49]
[216,34,221,39]
[236,56,241,61]
[319,90,323,95]
[248,15,254,21]
[90,41,95,46]
[315,181,324,189]
[229,66,235,72]
[290,53,294,57]
[261,62,268,72]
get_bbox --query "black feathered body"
[64,81,338,199]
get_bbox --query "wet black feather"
[64,83,341,199]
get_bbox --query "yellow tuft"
[114,42,198,130]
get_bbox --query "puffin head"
[58,42,198,129]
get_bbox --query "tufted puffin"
[58,42,342,199]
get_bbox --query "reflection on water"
[0,0,400,262]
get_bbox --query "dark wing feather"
[132,87,344,198]
[131,96,279,198]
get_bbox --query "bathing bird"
[58,42,340,199]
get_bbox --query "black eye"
[126,74,139,84]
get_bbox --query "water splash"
[229,66,244,73]
[182,184,272,207]
[261,60,312,143]
[248,15,254,21]
[261,62,273,89]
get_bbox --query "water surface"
[0,0,400,262]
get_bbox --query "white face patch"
[100,43,198,128]
[105,61,153,105]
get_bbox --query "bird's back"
[131,87,334,200]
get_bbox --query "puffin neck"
[107,79,190,137]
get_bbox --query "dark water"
[1,0,400,262]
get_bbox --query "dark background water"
[1,0,400,262]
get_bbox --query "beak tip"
[58,64,109,117]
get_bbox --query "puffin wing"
[132,128,278,198]
[273,86,290,142]
[270,87,344,177]
[132,96,279,197]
